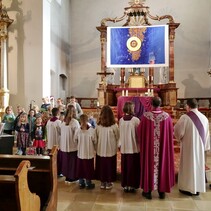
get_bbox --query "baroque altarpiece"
[96,0,180,107]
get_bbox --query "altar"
[117,96,152,120]
[96,0,180,107]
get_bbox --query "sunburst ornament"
[128,0,145,5]
[127,36,142,52]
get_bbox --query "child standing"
[2,106,16,135]
[95,105,119,189]
[46,107,61,152]
[32,115,46,155]
[15,112,29,155]
[59,105,80,183]
[119,101,140,193]
[75,114,96,189]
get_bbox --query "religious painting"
[107,25,169,68]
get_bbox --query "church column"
[168,23,180,84]
[0,2,13,114]
[96,26,107,106]
[96,26,107,81]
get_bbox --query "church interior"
[0,0,211,211]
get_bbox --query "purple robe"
[137,108,175,193]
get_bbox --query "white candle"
[122,90,125,96]
[124,76,126,81]
[151,89,154,96]
[97,101,100,107]
[126,90,128,96]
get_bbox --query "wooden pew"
[0,160,40,211]
[0,146,58,211]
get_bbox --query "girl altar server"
[59,105,80,183]
[119,101,140,193]
[95,105,119,189]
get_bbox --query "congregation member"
[137,96,175,199]
[118,101,140,193]
[14,105,25,155]
[95,105,119,190]
[174,98,210,196]
[59,105,80,183]
[15,112,30,155]
[2,105,16,135]
[75,114,96,189]
[40,97,51,113]
[67,96,83,119]
[32,115,46,156]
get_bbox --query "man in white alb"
[174,98,210,196]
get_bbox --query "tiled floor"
[57,152,211,211]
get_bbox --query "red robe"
[137,108,175,193]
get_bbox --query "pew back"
[0,160,40,211]
[0,146,58,211]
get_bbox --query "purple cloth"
[121,153,140,188]
[137,109,175,193]
[76,158,95,180]
[117,96,152,120]
[132,97,145,119]
[186,111,205,147]
[95,154,117,182]
[59,150,78,180]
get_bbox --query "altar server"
[95,105,119,190]
[119,101,140,193]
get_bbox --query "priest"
[137,96,175,199]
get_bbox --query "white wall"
[6,0,43,112]
[5,0,71,111]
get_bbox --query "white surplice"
[174,108,210,194]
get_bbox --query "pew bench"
[0,146,58,211]
[0,160,40,211]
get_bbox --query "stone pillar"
[0,2,13,114]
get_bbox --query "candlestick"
[122,90,125,96]
[126,90,128,96]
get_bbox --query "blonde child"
[119,101,140,193]
[15,112,29,155]
[95,105,119,189]
[75,114,96,189]
[2,106,16,135]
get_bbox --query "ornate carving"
[101,14,126,26]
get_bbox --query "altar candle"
[122,90,125,96]
[147,89,150,96]
[126,90,128,96]
[151,89,154,96]
[97,101,100,107]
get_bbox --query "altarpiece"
[96,0,180,107]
